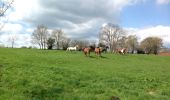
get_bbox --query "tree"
[118,36,127,48]
[8,34,17,48]
[47,37,55,50]
[61,37,71,50]
[51,29,64,49]
[140,37,163,54]
[32,25,49,49]
[70,39,90,50]
[99,23,126,52]
[0,0,14,30]
[126,35,138,53]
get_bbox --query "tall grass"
[0,48,170,100]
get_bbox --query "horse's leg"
[122,51,125,55]
[95,52,98,56]
[96,52,98,56]
[84,52,87,56]
[119,51,121,54]
[99,52,101,57]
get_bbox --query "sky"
[0,0,170,48]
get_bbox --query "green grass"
[0,48,170,100]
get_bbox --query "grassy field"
[0,48,170,100]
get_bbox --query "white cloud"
[127,25,170,47]
[7,0,40,22]
[156,0,170,4]
[110,0,142,11]
[1,23,23,33]
[7,0,145,26]
[4,0,141,38]
[64,18,105,37]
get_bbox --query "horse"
[67,45,78,51]
[83,47,91,57]
[116,48,127,54]
[99,46,109,53]
[95,47,102,57]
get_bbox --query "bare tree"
[126,35,138,53]
[32,25,49,49]
[89,40,96,47]
[140,37,163,54]
[70,39,90,50]
[118,36,127,48]
[61,37,71,50]
[51,29,64,49]
[8,34,17,48]
[99,23,126,52]
[0,0,14,30]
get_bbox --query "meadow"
[0,48,170,100]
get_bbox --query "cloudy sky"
[0,0,170,48]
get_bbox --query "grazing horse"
[95,47,102,57]
[83,47,91,57]
[67,45,78,51]
[117,48,126,54]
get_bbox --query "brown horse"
[83,47,91,57]
[95,47,102,57]
[116,48,126,54]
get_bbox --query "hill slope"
[0,48,170,100]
